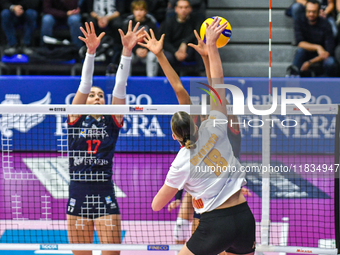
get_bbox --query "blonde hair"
[171,111,197,149]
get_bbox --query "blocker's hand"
[78,22,105,55]
[188,30,208,57]
[138,29,165,56]
[119,20,145,51]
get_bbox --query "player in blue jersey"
[139,26,248,249]
[66,21,145,255]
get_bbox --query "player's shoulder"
[209,110,227,120]
[68,115,85,126]
[172,147,191,168]
[200,110,228,132]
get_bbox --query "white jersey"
[93,0,117,17]
[165,110,246,214]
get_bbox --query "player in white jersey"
[148,17,256,255]
[139,26,248,249]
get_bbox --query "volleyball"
[200,16,232,48]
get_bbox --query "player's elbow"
[152,205,161,211]
[152,199,162,211]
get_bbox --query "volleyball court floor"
[0,153,335,254]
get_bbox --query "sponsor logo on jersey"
[73,157,84,166]
[83,158,109,165]
[81,121,89,127]
[166,178,176,185]
[70,198,76,206]
[76,127,108,139]
[192,198,204,209]
[105,196,112,204]
[80,129,87,137]
[87,128,108,138]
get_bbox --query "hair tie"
[182,135,190,144]
[183,134,196,144]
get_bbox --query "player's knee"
[173,217,191,241]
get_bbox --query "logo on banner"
[129,106,144,112]
[0,92,51,137]
[147,245,169,251]
[296,249,312,253]
[49,107,66,112]
[40,244,58,250]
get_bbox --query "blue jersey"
[68,115,122,181]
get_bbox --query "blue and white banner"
[0,76,338,153]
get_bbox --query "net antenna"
[260,0,273,252]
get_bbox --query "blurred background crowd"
[2,0,340,77]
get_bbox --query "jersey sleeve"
[110,115,123,129]
[209,110,228,120]
[165,162,190,190]
[67,115,83,126]
[200,110,228,131]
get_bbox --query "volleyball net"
[0,104,338,254]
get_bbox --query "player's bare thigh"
[94,214,121,255]
[67,215,94,255]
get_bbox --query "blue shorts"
[66,180,120,218]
